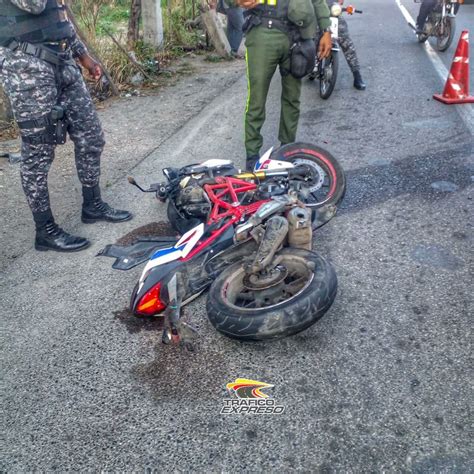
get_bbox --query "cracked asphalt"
[1,1,473,471]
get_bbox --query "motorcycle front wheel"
[319,50,339,99]
[436,17,455,52]
[206,248,337,341]
[270,142,346,209]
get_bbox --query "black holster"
[19,105,67,146]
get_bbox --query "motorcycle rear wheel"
[319,50,339,100]
[270,142,346,209]
[436,17,455,52]
[206,248,337,341]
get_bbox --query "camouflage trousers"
[0,47,104,213]
[338,17,360,73]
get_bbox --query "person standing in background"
[329,0,366,90]
[217,0,245,57]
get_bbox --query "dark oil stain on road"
[113,307,164,334]
[339,144,472,214]
[115,221,178,246]
[131,339,231,402]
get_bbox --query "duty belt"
[3,39,75,65]
[260,17,292,32]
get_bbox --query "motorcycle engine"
[175,179,211,219]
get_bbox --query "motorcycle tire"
[270,142,346,209]
[319,50,339,100]
[206,248,337,341]
[436,17,455,52]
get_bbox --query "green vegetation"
[70,0,206,90]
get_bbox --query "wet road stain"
[410,244,463,271]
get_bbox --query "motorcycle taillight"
[135,283,166,316]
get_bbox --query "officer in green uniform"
[236,0,332,169]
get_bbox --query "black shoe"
[82,198,132,223]
[246,155,259,172]
[353,71,366,91]
[81,185,132,223]
[35,222,90,252]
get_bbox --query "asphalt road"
[1,1,473,471]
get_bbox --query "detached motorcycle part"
[270,142,346,211]
[206,248,337,341]
[319,49,339,100]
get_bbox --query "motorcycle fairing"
[139,223,205,284]
[254,147,294,171]
[131,225,236,312]
[97,237,177,270]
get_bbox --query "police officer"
[330,0,365,91]
[235,0,332,170]
[0,0,132,253]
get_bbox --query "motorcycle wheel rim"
[220,255,314,312]
[437,20,451,49]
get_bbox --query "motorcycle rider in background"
[416,0,460,33]
[329,0,366,90]
[416,0,437,32]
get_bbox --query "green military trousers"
[245,25,302,158]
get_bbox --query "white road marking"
[394,0,474,135]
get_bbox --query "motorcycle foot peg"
[162,328,173,344]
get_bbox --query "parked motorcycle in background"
[308,4,363,99]
[413,0,461,52]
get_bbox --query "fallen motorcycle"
[308,3,363,99]
[101,143,345,343]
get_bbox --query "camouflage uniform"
[0,1,104,214]
[337,17,360,73]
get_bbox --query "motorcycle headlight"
[330,4,342,16]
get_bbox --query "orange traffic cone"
[433,30,474,104]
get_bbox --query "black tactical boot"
[81,185,132,224]
[34,210,90,252]
[353,71,366,91]
[246,155,259,172]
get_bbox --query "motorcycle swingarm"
[98,237,177,270]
